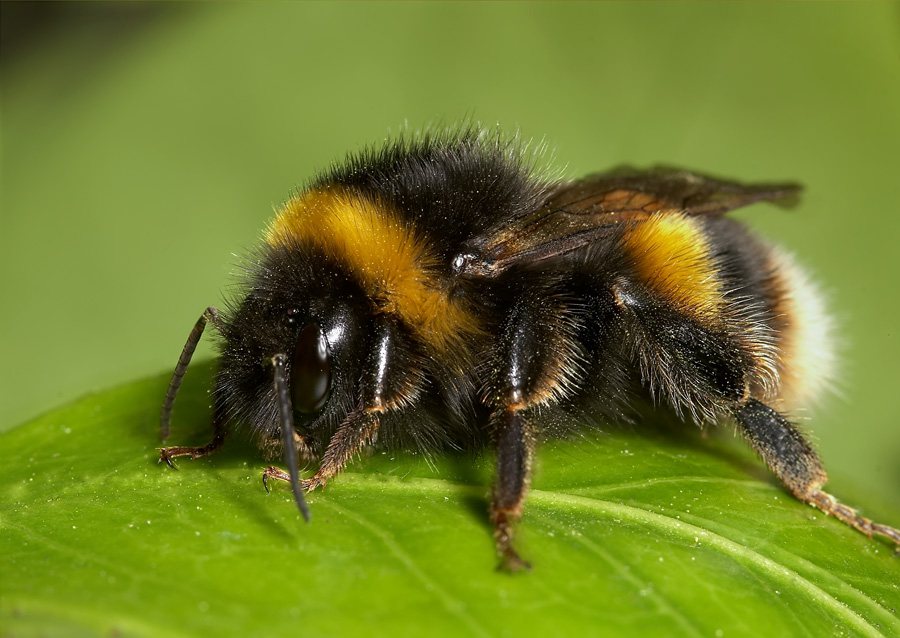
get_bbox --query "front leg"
[158,405,227,468]
[263,409,380,493]
[264,316,423,503]
[158,306,228,466]
[260,429,320,465]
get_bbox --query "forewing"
[453,167,802,278]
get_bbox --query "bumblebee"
[159,127,899,570]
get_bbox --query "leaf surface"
[2,365,898,637]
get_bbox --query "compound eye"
[291,322,331,413]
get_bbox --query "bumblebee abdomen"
[672,215,834,412]
[619,212,725,324]
[760,245,835,412]
[603,213,835,418]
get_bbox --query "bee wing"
[453,167,802,278]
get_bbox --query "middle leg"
[488,285,586,571]
[490,406,537,571]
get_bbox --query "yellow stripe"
[266,188,482,354]
[622,213,723,321]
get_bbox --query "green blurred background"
[2,2,898,507]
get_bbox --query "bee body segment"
[157,128,898,567]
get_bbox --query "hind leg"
[735,399,900,545]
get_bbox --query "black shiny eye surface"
[291,322,331,413]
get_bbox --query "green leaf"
[2,364,899,638]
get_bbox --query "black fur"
[212,131,798,453]
[159,129,900,568]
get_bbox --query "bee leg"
[158,306,228,468]
[261,430,320,464]
[262,465,291,492]
[734,399,900,547]
[264,315,418,497]
[489,291,581,572]
[262,409,380,489]
[260,432,320,500]
[306,409,381,491]
[299,316,422,490]
[158,407,227,469]
[490,407,535,572]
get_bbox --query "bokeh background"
[2,2,898,511]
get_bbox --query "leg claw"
[158,448,178,469]
[262,465,290,493]
[498,550,532,573]
[261,467,326,494]
[301,477,324,492]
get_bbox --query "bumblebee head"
[214,242,372,443]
